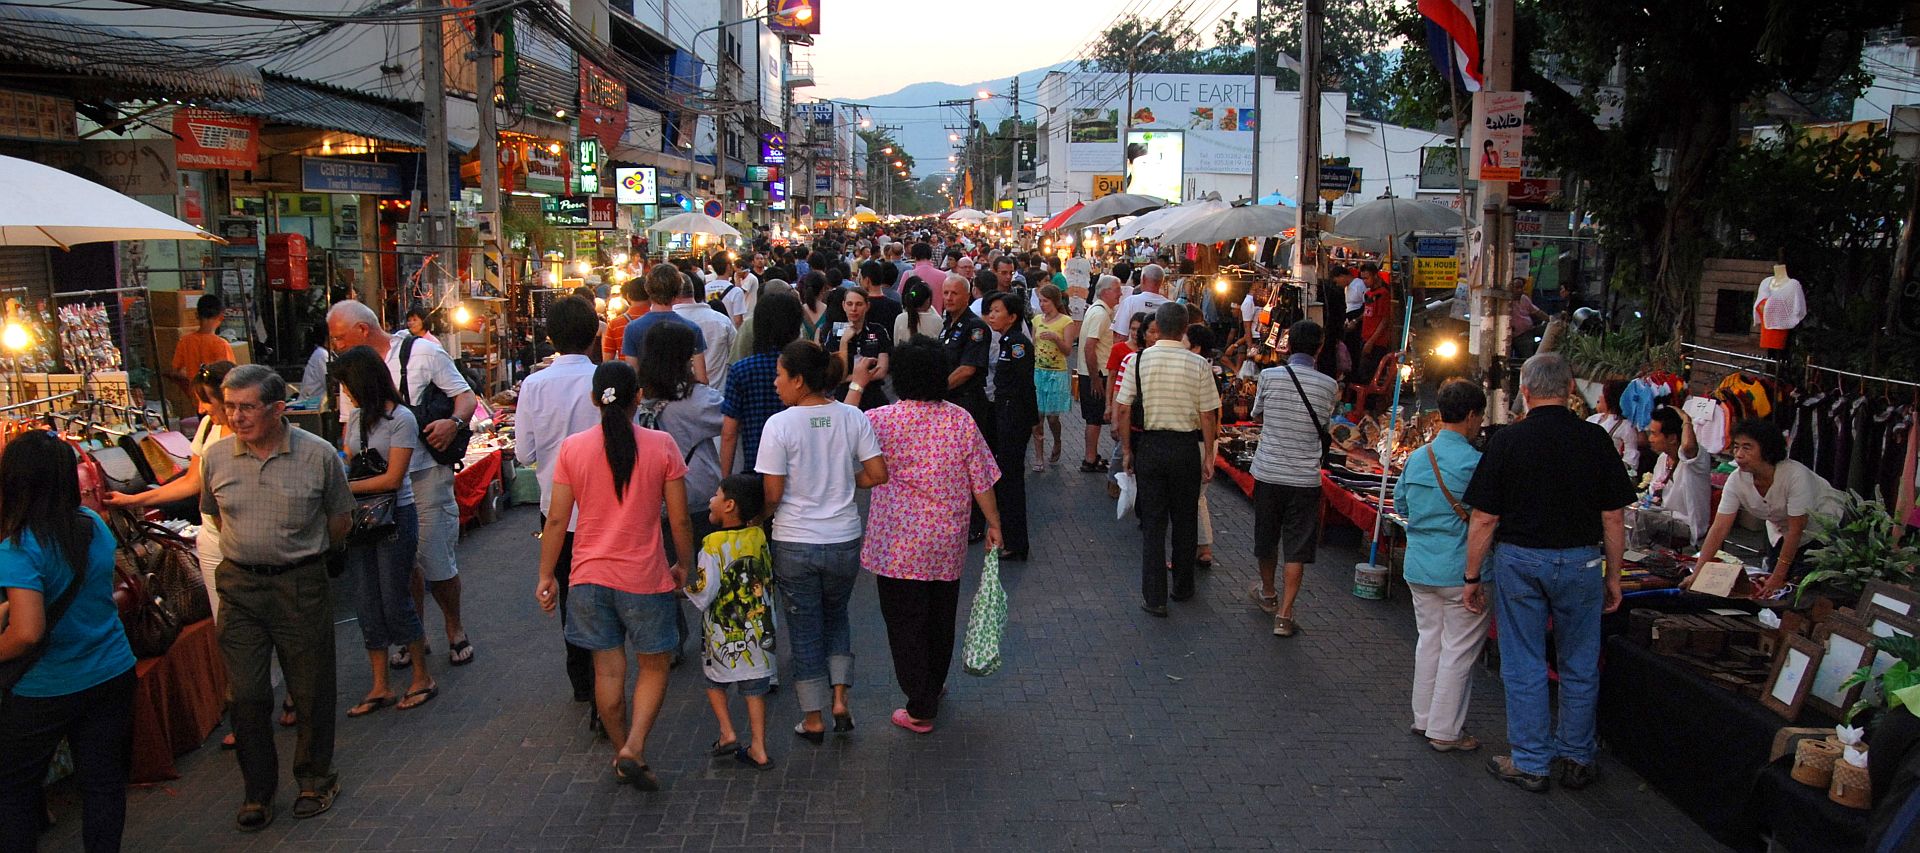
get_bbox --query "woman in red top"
[535,361,695,792]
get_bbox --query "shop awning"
[0,5,263,101]
[209,74,459,151]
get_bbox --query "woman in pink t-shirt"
[535,361,694,792]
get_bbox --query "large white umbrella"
[947,207,988,222]
[1110,199,1230,241]
[850,205,879,223]
[1330,197,1464,253]
[0,154,222,248]
[1057,193,1167,230]
[1156,203,1299,246]
[648,211,741,239]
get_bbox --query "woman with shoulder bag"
[635,321,725,661]
[334,346,436,715]
[0,431,137,852]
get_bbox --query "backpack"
[398,335,473,467]
[707,282,739,316]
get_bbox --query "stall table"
[130,617,227,783]
[1750,758,1870,852]
[454,447,503,526]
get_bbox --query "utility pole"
[968,98,979,208]
[1473,0,1516,421]
[1009,75,1021,231]
[713,21,729,219]
[1292,0,1323,288]
[1249,0,1263,202]
[473,11,502,387]
[419,3,452,311]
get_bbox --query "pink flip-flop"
[890,708,934,734]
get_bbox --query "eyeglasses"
[222,401,274,417]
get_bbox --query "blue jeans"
[1491,543,1604,776]
[772,538,861,713]
[350,502,422,650]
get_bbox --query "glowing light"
[794,5,812,22]
[882,147,892,155]
[949,133,959,142]
[607,295,627,315]
[547,142,563,155]
[1398,364,1414,380]
[1,322,30,352]
[1434,339,1459,359]
[1213,276,1229,295]
[555,109,568,120]
[571,260,590,276]
[976,90,991,100]
[452,305,473,327]
[611,252,629,265]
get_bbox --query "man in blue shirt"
[622,264,708,383]
[1393,379,1488,754]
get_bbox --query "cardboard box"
[230,341,251,365]
[150,290,204,327]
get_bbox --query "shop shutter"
[0,247,51,303]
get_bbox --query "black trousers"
[874,575,961,721]
[0,669,134,853]
[990,420,1030,555]
[550,529,595,698]
[217,560,336,804]
[1135,431,1202,606]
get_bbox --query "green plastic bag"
[963,548,1007,676]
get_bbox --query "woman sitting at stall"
[1692,419,1847,598]
[1587,379,1641,471]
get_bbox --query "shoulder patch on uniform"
[970,328,986,342]
[1011,343,1027,359]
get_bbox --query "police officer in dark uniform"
[982,292,1037,560]
[940,272,992,436]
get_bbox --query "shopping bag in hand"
[1114,470,1137,519]
[962,548,1007,676]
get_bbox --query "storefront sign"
[301,157,402,194]
[796,102,834,126]
[814,174,832,192]
[573,139,601,193]
[37,140,176,196]
[1091,174,1125,199]
[1419,146,1472,191]
[1472,91,1528,182]
[578,60,626,150]
[542,195,590,227]
[770,179,786,202]
[1063,73,1257,173]
[615,167,656,204]
[588,197,615,229]
[768,0,820,35]
[0,90,75,142]
[216,216,260,249]
[1415,235,1458,257]
[173,108,259,170]
[1413,256,1459,290]
[761,132,787,164]
[522,141,568,194]
[745,165,778,183]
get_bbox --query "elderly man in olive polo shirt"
[201,365,354,831]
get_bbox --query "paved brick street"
[45,433,1724,852]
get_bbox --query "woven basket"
[1830,760,1871,809]
[1791,739,1841,787]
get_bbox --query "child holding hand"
[686,474,778,770]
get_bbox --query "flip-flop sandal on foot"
[347,696,395,718]
[447,639,475,666]
[396,686,438,710]
[708,738,740,757]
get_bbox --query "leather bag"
[347,447,398,546]
[398,336,473,468]
[90,445,148,494]
[73,446,108,514]
[136,522,211,625]
[139,431,192,484]
[113,547,180,658]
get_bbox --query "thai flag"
[1420,0,1483,92]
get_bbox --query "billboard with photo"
[1123,130,1184,202]
[1061,73,1255,174]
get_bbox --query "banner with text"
[1063,73,1256,175]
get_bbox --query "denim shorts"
[564,583,679,654]
[706,675,773,697]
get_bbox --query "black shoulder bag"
[399,335,473,468]
[0,554,87,705]
[1282,364,1336,468]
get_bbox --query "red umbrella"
[1038,202,1084,233]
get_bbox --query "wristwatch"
[849,381,865,394]
[451,416,469,430]
[1463,576,1481,585]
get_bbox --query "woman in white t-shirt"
[1645,406,1712,544]
[1587,379,1641,471]
[754,340,888,742]
[1692,419,1846,598]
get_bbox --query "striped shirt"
[1249,355,1339,487]
[1112,340,1221,432]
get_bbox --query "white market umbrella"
[1330,197,1464,252]
[851,206,879,223]
[648,211,741,239]
[1057,193,1167,230]
[1156,202,1299,245]
[1110,199,1230,241]
[0,154,222,248]
[947,208,988,222]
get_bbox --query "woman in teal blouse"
[1392,379,1490,753]
[0,431,136,852]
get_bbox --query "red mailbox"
[266,232,309,291]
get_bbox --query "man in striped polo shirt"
[1248,320,1340,638]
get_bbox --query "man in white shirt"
[1077,276,1122,472]
[1111,263,1170,336]
[512,296,601,701]
[673,272,737,392]
[1645,407,1712,544]
[1339,265,1365,320]
[326,299,481,668]
[702,253,751,326]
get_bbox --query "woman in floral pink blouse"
[848,335,1001,733]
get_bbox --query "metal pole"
[714,19,729,218]
[1010,75,1021,230]
[419,3,452,309]
[1474,0,1515,422]
[1123,55,1135,181]
[1249,0,1262,202]
[1292,0,1323,284]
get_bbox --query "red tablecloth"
[131,617,227,783]
[1320,471,1381,533]
[1215,455,1256,497]
[454,448,502,525]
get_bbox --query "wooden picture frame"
[1762,633,1825,721]
[1861,581,1920,618]
[1807,621,1878,720]
[1863,606,1920,678]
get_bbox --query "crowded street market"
[5,0,1920,851]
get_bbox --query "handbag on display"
[137,431,192,484]
[962,548,1008,677]
[131,519,211,625]
[112,548,180,659]
[89,445,148,495]
[73,445,108,514]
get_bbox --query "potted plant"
[1797,495,1920,606]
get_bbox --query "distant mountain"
[845,63,1075,177]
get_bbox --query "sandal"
[291,782,339,819]
[708,738,740,757]
[396,685,438,710]
[613,757,659,791]
[890,708,934,734]
[447,638,475,667]
[1247,581,1279,615]
[1030,461,1047,473]
[234,802,273,832]
[221,731,238,750]
[792,721,825,744]
[833,710,854,733]
[1429,734,1481,753]
[387,646,411,670]
[278,696,297,728]
[734,749,776,771]
[1273,616,1301,638]
[347,695,395,718]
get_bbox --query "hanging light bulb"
[1434,339,1460,359]
[452,304,473,327]
[1,321,31,352]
